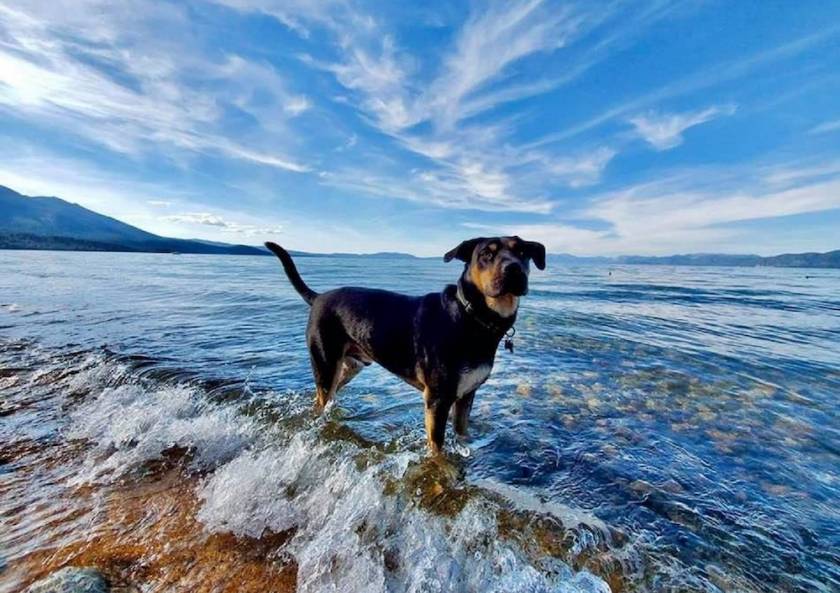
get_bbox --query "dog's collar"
[455,282,511,336]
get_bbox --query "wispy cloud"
[527,27,839,149]
[539,147,617,187]
[162,212,282,235]
[284,96,311,116]
[289,1,641,212]
[580,161,840,253]
[427,0,585,129]
[461,221,606,253]
[464,157,840,255]
[810,118,840,135]
[210,0,363,39]
[1,1,837,254]
[320,166,553,214]
[629,105,736,150]
[0,2,309,171]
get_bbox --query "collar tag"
[504,326,516,353]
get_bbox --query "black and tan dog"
[265,236,545,454]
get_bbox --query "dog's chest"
[456,364,492,398]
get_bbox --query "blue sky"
[1,1,839,256]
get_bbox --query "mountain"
[548,251,840,268]
[1,184,837,267]
[289,250,418,259]
[0,185,266,255]
[617,253,764,266]
[759,250,840,268]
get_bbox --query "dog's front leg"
[452,390,475,436]
[423,388,454,454]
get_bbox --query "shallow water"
[1,250,838,592]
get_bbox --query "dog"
[265,236,546,454]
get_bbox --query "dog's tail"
[265,242,318,305]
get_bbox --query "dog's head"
[444,236,546,314]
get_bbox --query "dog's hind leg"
[336,356,364,392]
[308,338,343,411]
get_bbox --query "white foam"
[473,477,609,533]
[68,380,256,482]
[197,436,320,538]
[198,431,613,593]
[60,356,612,592]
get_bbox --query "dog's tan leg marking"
[452,390,475,435]
[423,387,438,454]
[315,386,328,411]
[424,387,452,454]
[314,358,345,412]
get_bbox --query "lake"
[1,250,838,593]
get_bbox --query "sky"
[1,0,839,256]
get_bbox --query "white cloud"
[539,147,617,188]
[577,161,840,253]
[629,105,736,150]
[161,211,282,236]
[589,178,840,233]
[762,160,840,185]
[315,2,705,212]
[461,221,607,253]
[427,0,585,129]
[218,144,309,173]
[321,166,553,214]
[463,158,840,255]
[147,200,172,207]
[284,95,311,116]
[810,119,840,135]
[282,1,636,212]
[0,2,309,172]
[527,28,836,150]
[210,0,362,39]
[163,212,229,227]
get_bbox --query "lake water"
[1,250,838,593]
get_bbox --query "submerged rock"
[25,567,109,593]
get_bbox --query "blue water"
[1,250,838,592]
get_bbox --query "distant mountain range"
[549,251,840,268]
[1,184,837,267]
[0,185,266,255]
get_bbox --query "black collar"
[455,281,513,336]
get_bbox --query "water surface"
[1,250,838,592]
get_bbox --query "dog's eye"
[481,249,494,260]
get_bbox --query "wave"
[1,342,619,593]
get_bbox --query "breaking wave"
[2,343,616,593]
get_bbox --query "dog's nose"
[503,262,524,276]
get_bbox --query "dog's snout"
[503,262,525,278]
[502,262,528,295]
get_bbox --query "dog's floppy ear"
[523,240,546,270]
[443,237,485,263]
